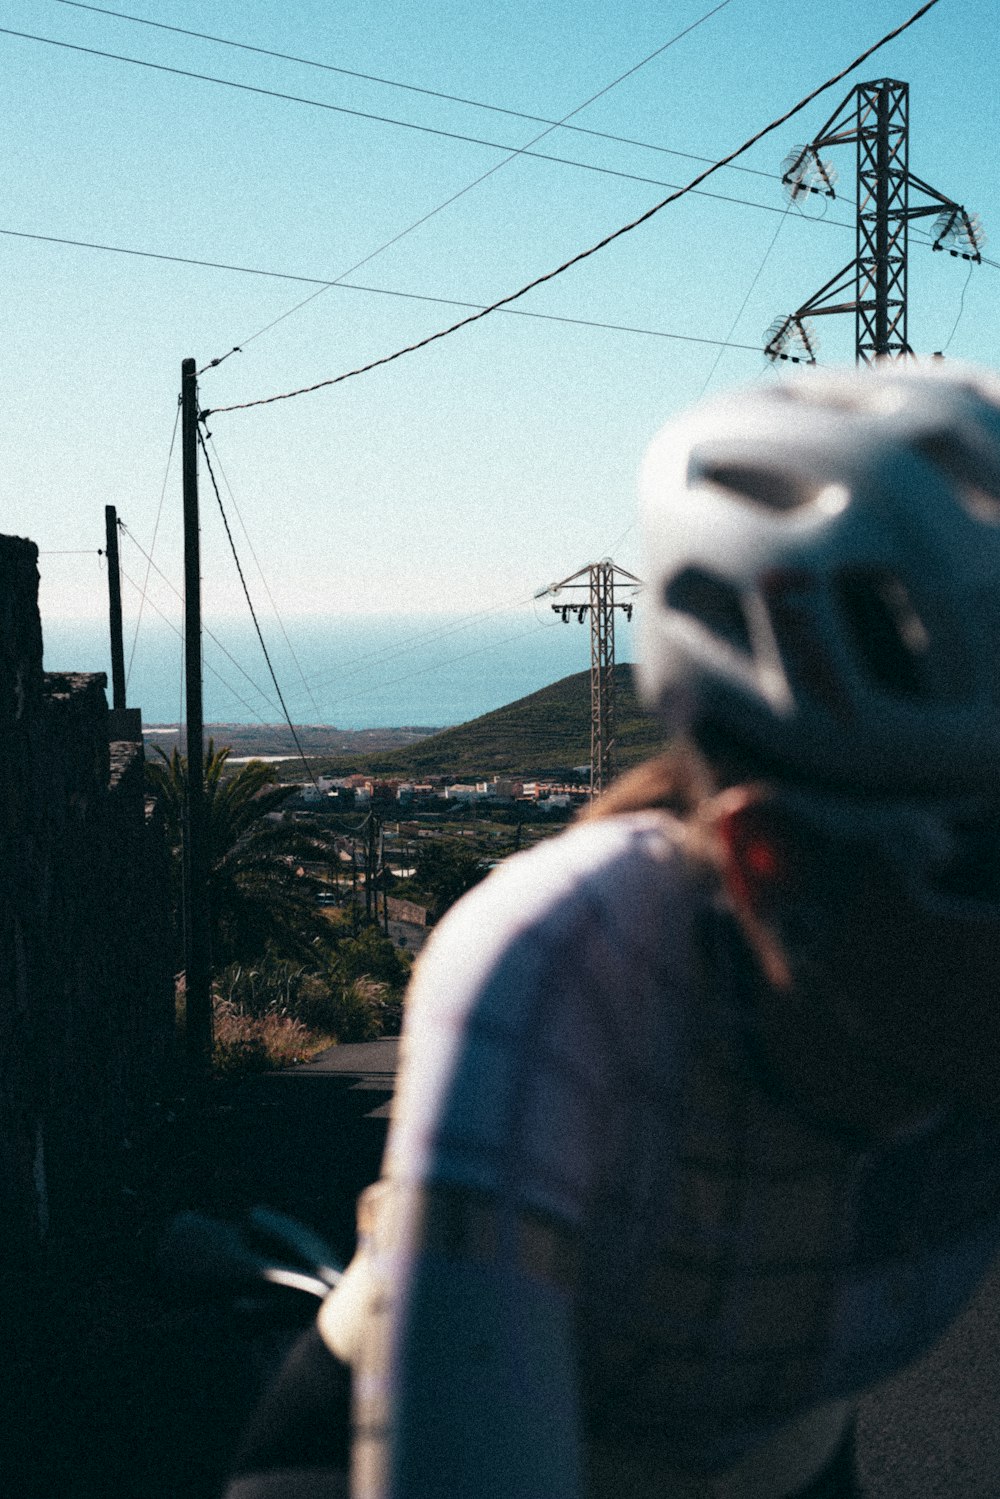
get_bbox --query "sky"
[3,0,999,723]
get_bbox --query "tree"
[145,743,336,967]
[413,840,490,922]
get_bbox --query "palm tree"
[145,743,337,967]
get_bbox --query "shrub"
[323,979,383,1044]
[211,997,333,1075]
[216,956,310,1019]
[329,925,411,988]
[213,951,403,1050]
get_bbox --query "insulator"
[781,145,837,202]
[965,212,987,251]
[933,207,986,256]
[763,315,818,365]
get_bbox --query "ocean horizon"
[41,611,638,730]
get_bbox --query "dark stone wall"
[0,536,174,1281]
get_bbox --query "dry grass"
[175,958,397,1078]
[211,997,336,1076]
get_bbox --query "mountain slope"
[287,665,664,779]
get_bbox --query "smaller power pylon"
[766,79,984,366]
[537,560,641,797]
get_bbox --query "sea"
[41,611,638,730]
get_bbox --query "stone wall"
[386,895,429,927]
[0,535,173,1281]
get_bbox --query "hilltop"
[142,722,441,760]
[273,664,663,780]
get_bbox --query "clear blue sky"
[3,0,997,710]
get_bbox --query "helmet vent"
[691,458,812,513]
[836,568,929,697]
[914,431,1000,524]
[665,568,751,654]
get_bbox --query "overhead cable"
[941,261,976,353]
[119,520,282,716]
[308,621,557,718]
[51,0,769,182]
[0,224,762,353]
[0,21,755,199]
[204,433,325,719]
[204,0,943,419]
[197,432,322,791]
[289,596,552,699]
[698,199,797,397]
[125,401,179,690]
[214,0,740,359]
[119,564,269,724]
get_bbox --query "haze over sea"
[42,612,638,730]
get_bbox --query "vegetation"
[147,747,414,1075]
[395,839,491,921]
[210,933,409,1073]
[271,665,664,780]
[145,742,337,966]
[211,998,332,1076]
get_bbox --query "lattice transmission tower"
[538,560,641,797]
[765,79,983,366]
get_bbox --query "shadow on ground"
[7,1057,391,1499]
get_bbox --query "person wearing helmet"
[227,362,1000,1499]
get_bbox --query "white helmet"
[638,362,1000,903]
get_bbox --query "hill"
[142,723,440,760]
[276,664,664,780]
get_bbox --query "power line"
[215,0,741,359]
[204,0,943,419]
[126,401,178,690]
[0,223,763,354]
[12,9,974,404]
[197,431,322,790]
[119,520,282,716]
[15,199,979,294]
[307,620,558,718]
[51,0,771,184]
[118,563,269,723]
[1,11,807,309]
[698,198,797,397]
[0,21,762,201]
[287,597,549,700]
[204,433,325,720]
[942,260,976,353]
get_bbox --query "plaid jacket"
[365,810,1000,1482]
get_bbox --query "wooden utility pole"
[104,504,141,741]
[181,358,213,1066]
[380,826,390,936]
[104,506,127,713]
[365,812,379,923]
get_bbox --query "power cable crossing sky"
[7,0,993,727]
[201,0,945,417]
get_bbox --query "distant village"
[282,771,594,815]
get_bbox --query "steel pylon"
[539,560,642,796]
[767,79,982,366]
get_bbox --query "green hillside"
[280,664,665,780]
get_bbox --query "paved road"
[857,1255,1000,1497]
